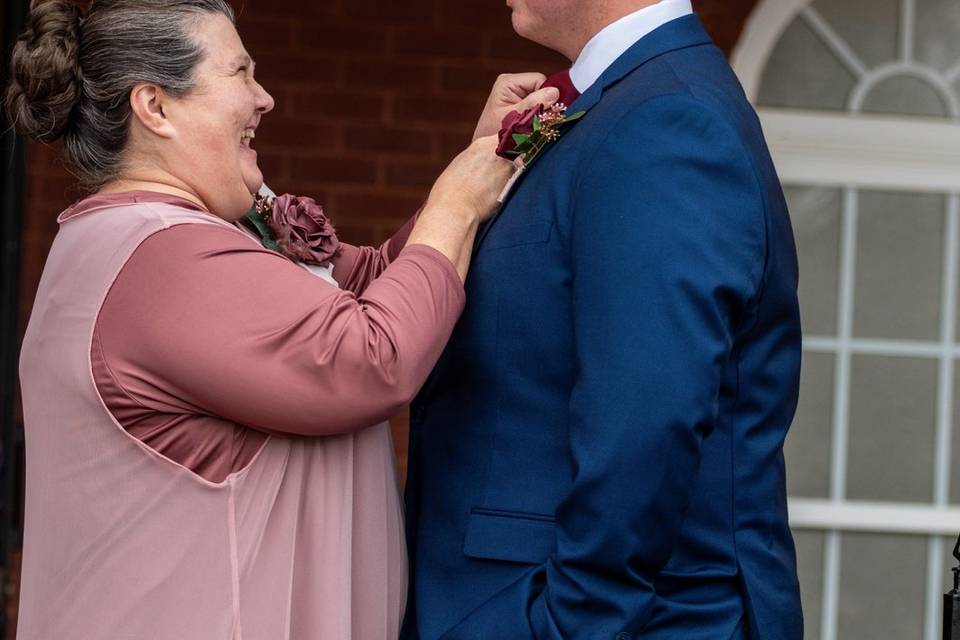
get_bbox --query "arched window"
[732,1,960,639]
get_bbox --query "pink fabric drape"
[18,194,454,639]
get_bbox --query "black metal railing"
[947,533,960,640]
[0,0,28,637]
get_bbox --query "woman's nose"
[255,81,275,114]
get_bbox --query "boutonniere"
[243,193,342,266]
[495,102,585,202]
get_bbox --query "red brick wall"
[18,0,758,329]
[16,0,757,466]
[8,1,757,632]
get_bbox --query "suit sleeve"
[442,94,766,639]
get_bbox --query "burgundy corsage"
[244,194,341,266]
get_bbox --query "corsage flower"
[243,193,341,266]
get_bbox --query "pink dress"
[17,192,463,639]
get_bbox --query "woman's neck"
[99,178,208,211]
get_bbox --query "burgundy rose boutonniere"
[496,102,585,166]
[243,193,342,266]
[494,102,586,203]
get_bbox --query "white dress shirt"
[569,0,694,93]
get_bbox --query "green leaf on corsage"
[244,206,281,253]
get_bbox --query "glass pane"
[853,190,944,341]
[794,530,824,639]
[838,533,927,640]
[916,0,960,73]
[811,0,900,68]
[787,352,834,498]
[757,17,857,112]
[860,75,949,119]
[787,186,841,336]
[847,355,936,502]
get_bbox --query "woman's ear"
[129,83,176,139]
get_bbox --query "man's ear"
[129,83,176,139]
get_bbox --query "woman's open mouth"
[241,128,256,153]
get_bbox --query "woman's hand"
[473,73,559,140]
[427,135,515,225]
[407,136,515,280]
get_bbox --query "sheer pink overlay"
[91,195,428,482]
[18,192,459,639]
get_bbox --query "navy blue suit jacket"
[403,15,803,640]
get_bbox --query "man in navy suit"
[403,1,803,638]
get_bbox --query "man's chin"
[510,14,554,51]
[510,12,528,37]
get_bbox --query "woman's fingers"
[512,86,560,113]
[473,71,549,140]
[495,72,548,100]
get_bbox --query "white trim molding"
[789,498,960,535]
[759,108,960,192]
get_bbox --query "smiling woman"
[102,12,279,218]
[4,0,517,638]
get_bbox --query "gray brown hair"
[3,0,236,189]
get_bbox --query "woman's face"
[165,13,275,220]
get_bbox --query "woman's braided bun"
[4,0,84,143]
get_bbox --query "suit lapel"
[473,15,713,253]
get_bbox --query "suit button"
[615,633,631,640]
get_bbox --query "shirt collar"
[569,0,694,93]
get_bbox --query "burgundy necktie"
[542,69,580,108]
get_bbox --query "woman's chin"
[240,144,262,186]
[223,191,256,221]
[213,178,257,221]
[241,165,264,196]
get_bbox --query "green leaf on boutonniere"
[533,115,541,133]
[565,111,586,122]
[244,208,281,253]
[512,133,530,146]
[514,141,534,155]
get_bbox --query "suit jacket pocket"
[463,508,556,564]
[483,220,553,251]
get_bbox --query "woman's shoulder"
[135,220,285,273]
[64,189,223,224]
[58,190,273,258]
[129,218,342,305]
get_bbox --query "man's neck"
[562,0,661,60]
[565,0,692,92]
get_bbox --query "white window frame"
[731,2,960,640]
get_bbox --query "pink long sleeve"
[93,220,461,481]
[331,213,418,295]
